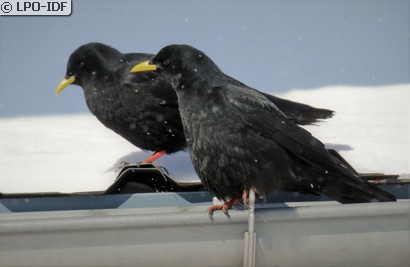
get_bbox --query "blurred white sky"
[0,0,408,116]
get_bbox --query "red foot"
[207,198,239,220]
[142,150,166,163]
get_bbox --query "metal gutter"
[1,200,409,267]
[1,159,409,267]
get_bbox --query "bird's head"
[131,44,221,91]
[55,42,120,94]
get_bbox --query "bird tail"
[261,92,335,125]
[320,177,396,203]
[322,150,396,203]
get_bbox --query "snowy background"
[0,1,409,193]
[1,84,408,193]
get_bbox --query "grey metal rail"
[1,200,409,267]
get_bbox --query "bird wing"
[223,74,334,125]
[221,84,373,189]
[149,81,179,108]
[126,69,179,108]
[259,92,335,125]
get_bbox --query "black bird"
[56,42,334,163]
[55,43,184,162]
[131,44,396,217]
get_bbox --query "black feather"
[59,42,334,158]
[149,44,396,203]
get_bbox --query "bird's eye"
[78,62,85,69]
[67,72,73,76]
[163,59,170,66]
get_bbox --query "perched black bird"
[131,44,396,216]
[56,42,333,163]
[55,43,184,162]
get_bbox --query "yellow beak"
[55,76,76,95]
[131,60,157,73]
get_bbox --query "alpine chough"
[131,44,396,217]
[56,42,334,163]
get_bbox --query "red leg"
[242,186,259,206]
[242,189,248,205]
[207,198,239,220]
[142,150,166,163]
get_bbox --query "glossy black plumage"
[143,44,396,203]
[57,42,333,158]
[58,43,185,154]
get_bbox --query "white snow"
[0,84,408,193]
[283,84,409,175]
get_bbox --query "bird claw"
[207,206,231,221]
[207,199,238,220]
[222,208,231,220]
[208,210,215,221]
